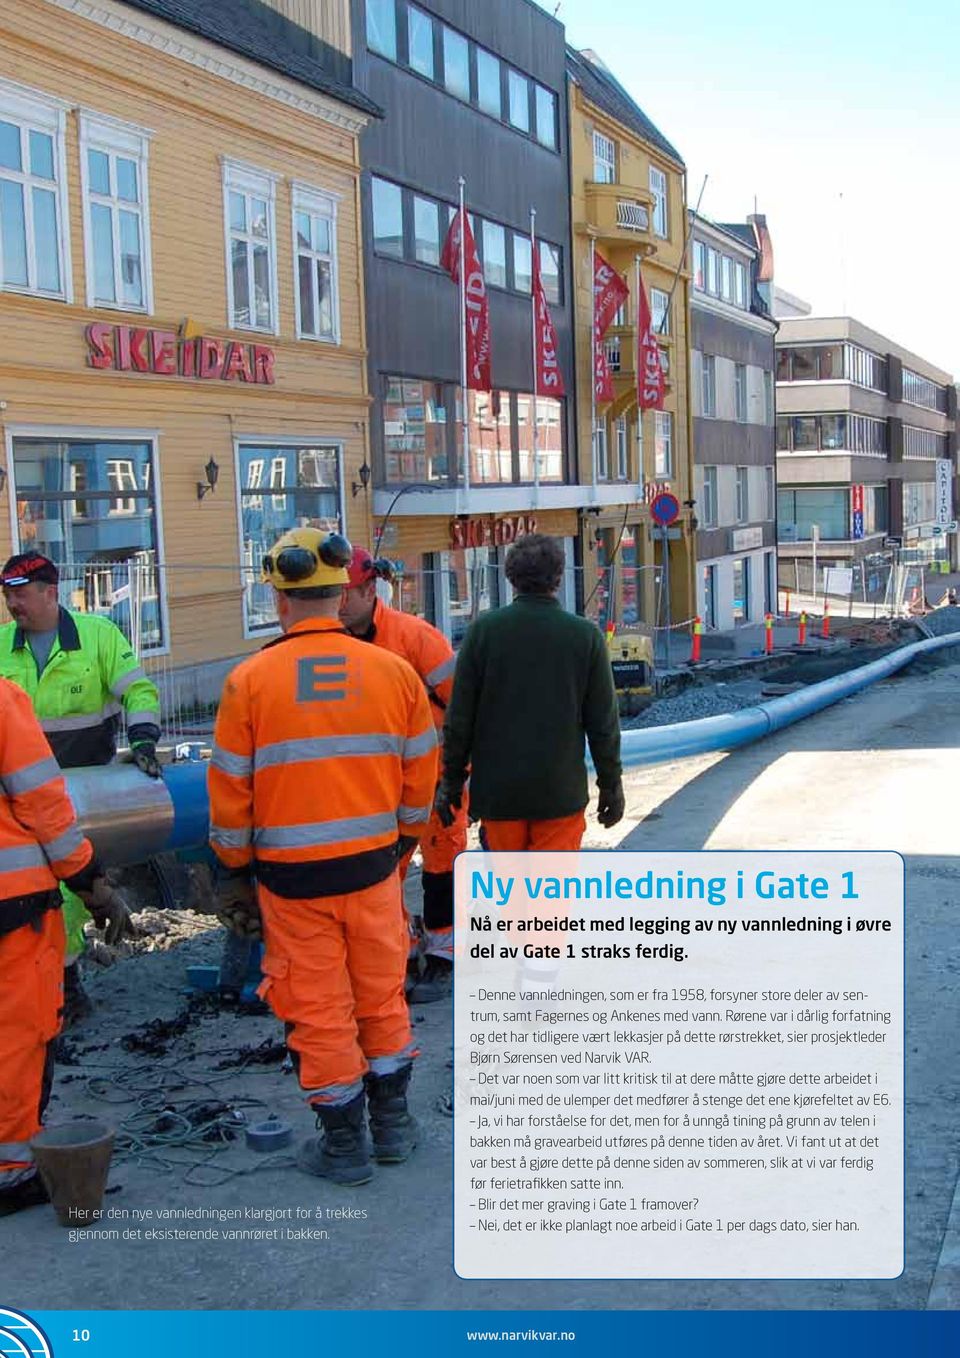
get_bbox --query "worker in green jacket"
[0,552,162,1023]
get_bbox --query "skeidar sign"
[450,515,537,549]
[85,323,276,384]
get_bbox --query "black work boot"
[365,1063,417,1164]
[62,962,93,1030]
[297,1093,372,1186]
[408,954,453,1005]
[0,1173,50,1218]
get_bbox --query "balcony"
[603,327,673,420]
[582,182,657,253]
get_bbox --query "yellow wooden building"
[567,47,695,634]
[0,0,377,705]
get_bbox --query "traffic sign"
[649,491,681,527]
[933,522,958,536]
[883,536,903,549]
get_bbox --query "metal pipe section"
[65,633,960,866]
[617,632,960,770]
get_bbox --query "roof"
[566,47,683,168]
[120,0,382,119]
[690,211,758,256]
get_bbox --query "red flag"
[636,270,666,411]
[441,208,491,391]
[593,320,614,404]
[593,250,629,335]
[532,246,565,397]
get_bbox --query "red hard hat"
[346,545,377,588]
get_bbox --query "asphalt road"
[8,663,959,1311]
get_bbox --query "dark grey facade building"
[352,0,580,639]
[689,213,778,629]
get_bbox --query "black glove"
[77,875,136,945]
[128,741,162,778]
[397,834,419,863]
[434,781,462,829]
[214,875,262,940]
[597,782,626,829]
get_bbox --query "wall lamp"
[352,461,371,498]
[196,457,220,501]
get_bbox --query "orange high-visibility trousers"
[0,909,64,1187]
[482,812,586,853]
[257,873,416,1105]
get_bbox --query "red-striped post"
[798,611,807,646]
[821,599,830,639]
[764,613,774,655]
[690,616,702,664]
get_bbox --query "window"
[778,487,850,541]
[223,160,277,332]
[512,233,532,293]
[372,176,403,258]
[734,363,747,422]
[0,83,69,299]
[12,436,163,647]
[293,184,338,342]
[536,240,559,305]
[903,368,947,412]
[734,261,748,308]
[702,564,717,628]
[903,480,936,525]
[476,49,501,119]
[366,0,397,60]
[792,416,819,450]
[443,27,470,102]
[413,194,440,266]
[649,165,668,238]
[720,255,734,302]
[604,333,622,375]
[448,547,500,646]
[384,377,449,483]
[616,416,628,480]
[736,466,749,523]
[706,247,719,295]
[79,114,151,311]
[701,465,718,527]
[777,413,887,455]
[844,343,885,391]
[692,240,706,291]
[482,220,506,288]
[535,85,556,149]
[764,369,774,424]
[238,442,341,633]
[904,425,947,459]
[593,421,608,480]
[650,288,669,335]
[507,69,529,132]
[593,131,616,184]
[654,411,672,476]
[701,354,717,417]
[732,557,749,623]
[407,5,434,79]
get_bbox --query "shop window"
[383,377,449,483]
[732,557,749,623]
[621,528,641,625]
[447,547,500,646]
[0,81,70,300]
[702,564,717,628]
[237,442,341,634]
[12,436,163,648]
[79,113,151,312]
[293,184,338,342]
[223,160,277,333]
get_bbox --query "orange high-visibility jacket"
[364,599,456,731]
[0,677,94,914]
[209,618,438,898]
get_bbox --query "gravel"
[622,679,767,730]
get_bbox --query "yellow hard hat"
[261,527,352,589]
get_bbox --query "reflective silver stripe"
[425,655,456,687]
[404,726,438,760]
[128,708,161,728]
[254,733,403,771]
[42,703,121,733]
[111,666,148,698]
[254,811,397,850]
[0,844,46,872]
[0,1139,33,1162]
[398,802,432,825]
[306,1080,365,1108]
[210,824,253,849]
[211,746,254,779]
[1,756,61,798]
[41,824,86,863]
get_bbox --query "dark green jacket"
[443,595,621,821]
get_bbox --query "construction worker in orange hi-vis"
[0,677,131,1217]
[208,529,438,1186]
[339,547,465,1003]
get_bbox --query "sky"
[544,0,959,376]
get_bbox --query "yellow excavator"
[605,627,655,717]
